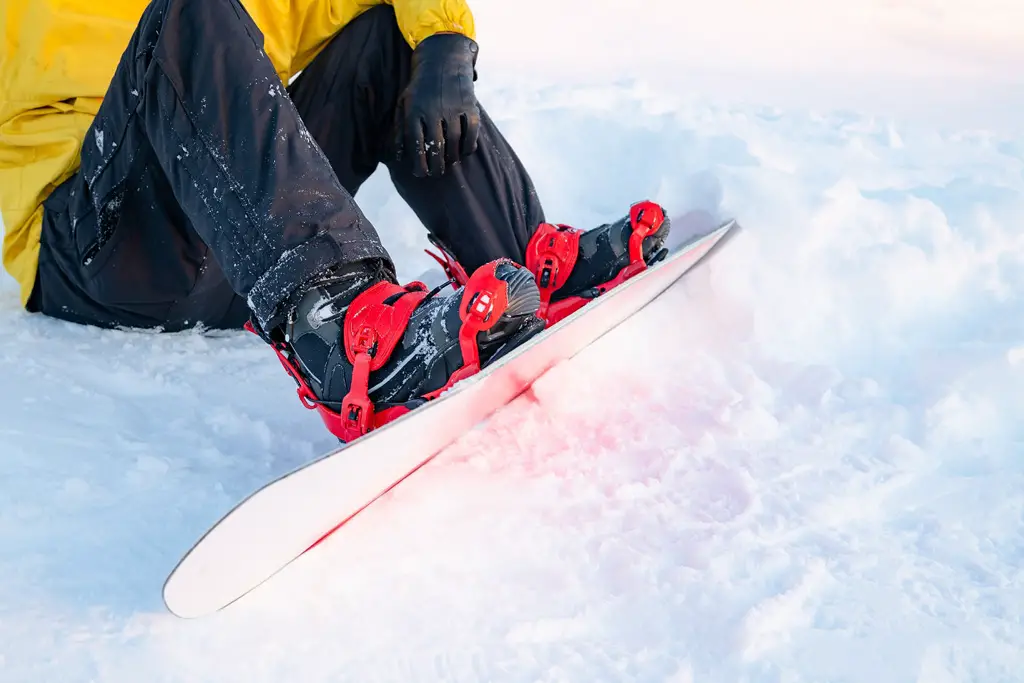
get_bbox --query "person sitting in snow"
[0,0,671,441]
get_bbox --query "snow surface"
[2,1,1024,681]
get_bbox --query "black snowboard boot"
[523,199,672,325]
[424,201,672,328]
[253,258,545,442]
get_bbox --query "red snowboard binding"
[426,200,671,327]
[249,259,544,442]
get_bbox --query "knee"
[138,0,263,49]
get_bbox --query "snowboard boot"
[426,200,672,327]
[248,258,546,442]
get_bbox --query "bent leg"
[40,0,391,331]
[288,6,546,273]
[389,105,547,272]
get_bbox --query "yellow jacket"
[0,0,474,307]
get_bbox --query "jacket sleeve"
[382,0,476,48]
[245,0,474,83]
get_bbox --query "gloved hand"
[395,33,481,177]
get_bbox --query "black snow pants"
[28,0,545,333]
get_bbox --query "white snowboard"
[162,215,740,619]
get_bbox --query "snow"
[2,1,1024,681]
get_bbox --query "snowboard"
[162,213,740,619]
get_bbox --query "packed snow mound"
[2,79,1023,682]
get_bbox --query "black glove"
[395,33,481,178]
